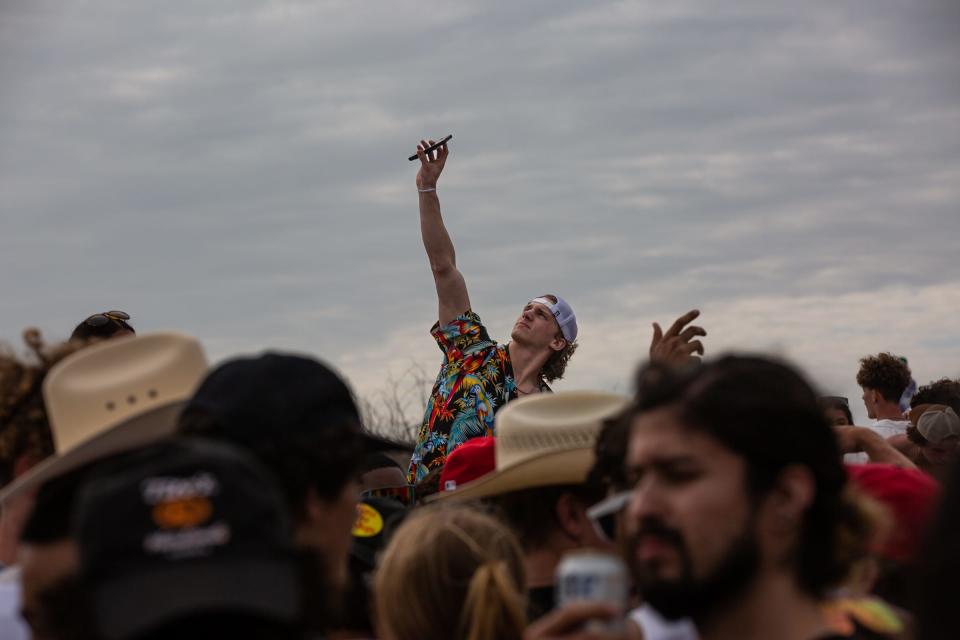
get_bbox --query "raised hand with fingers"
[649,309,706,366]
[415,138,448,190]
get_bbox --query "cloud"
[1,1,957,433]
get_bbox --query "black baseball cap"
[74,437,299,640]
[179,352,403,455]
[350,496,408,570]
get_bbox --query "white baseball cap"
[910,404,960,444]
[529,295,578,343]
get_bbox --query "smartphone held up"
[408,134,452,161]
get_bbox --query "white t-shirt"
[630,604,698,640]
[844,419,911,465]
[0,566,28,640]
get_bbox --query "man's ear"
[296,487,339,548]
[764,465,815,536]
[554,492,587,542]
[550,335,567,353]
[301,486,326,525]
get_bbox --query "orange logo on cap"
[352,503,384,538]
[152,497,213,529]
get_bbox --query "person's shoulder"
[431,310,498,357]
[875,419,910,426]
[629,604,698,640]
[433,310,496,343]
[0,566,20,584]
[432,310,484,331]
[0,571,27,640]
[868,420,910,436]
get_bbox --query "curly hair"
[541,339,578,383]
[530,294,579,384]
[912,378,960,413]
[856,353,912,403]
[0,330,84,488]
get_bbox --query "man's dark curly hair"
[587,409,632,491]
[911,378,960,413]
[542,341,578,383]
[622,355,877,597]
[0,330,85,488]
[537,294,578,383]
[856,353,911,403]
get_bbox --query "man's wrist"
[418,185,437,193]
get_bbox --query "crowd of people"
[0,141,957,640]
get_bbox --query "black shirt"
[527,585,556,622]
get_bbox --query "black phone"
[408,134,453,161]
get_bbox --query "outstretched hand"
[415,138,448,190]
[649,309,706,366]
[524,601,631,640]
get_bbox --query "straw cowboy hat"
[434,390,629,502]
[0,332,208,503]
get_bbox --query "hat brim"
[429,447,594,503]
[361,432,411,453]
[0,402,185,504]
[94,558,299,640]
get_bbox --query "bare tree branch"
[358,360,435,447]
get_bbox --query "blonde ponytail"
[459,561,527,640]
[374,505,527,640]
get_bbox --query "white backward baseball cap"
[910,404,960,444]
[530,295,578,343]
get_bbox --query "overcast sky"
[2,0,958,428]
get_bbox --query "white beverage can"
[554,551,629,630]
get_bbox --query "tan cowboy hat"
[433,390,629,502]
[0,332,208,503]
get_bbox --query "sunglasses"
[586,490,632,543]
[362,484,416,506]
[84,310,131,328]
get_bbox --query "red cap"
[846,463,941,564]
[440,437,496,493]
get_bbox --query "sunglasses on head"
[586,490,632,543]
[84,310,131,328]
[362,484,416,506]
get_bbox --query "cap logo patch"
[140,472,229,557]
[152,497,213,529]
[141,472,219,504]
[352,503,384,538]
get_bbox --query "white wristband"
[418,187,436,193]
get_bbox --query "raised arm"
[834,426,918,468]
[415,139,470,327]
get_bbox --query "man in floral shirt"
[407,139,579,483]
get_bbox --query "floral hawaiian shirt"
[407,311,549,483]
[818,595,907,639]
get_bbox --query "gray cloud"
[1,1,958,430]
